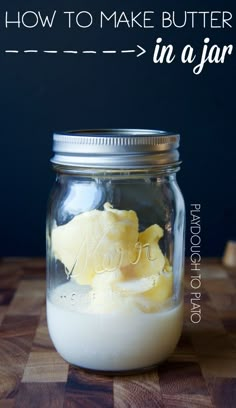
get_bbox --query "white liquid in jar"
[47,281,183,372]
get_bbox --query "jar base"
[70,362,162,377]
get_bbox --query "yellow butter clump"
[52,203,173,310]
[52,203,138,285]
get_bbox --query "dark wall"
[0,0,235,257]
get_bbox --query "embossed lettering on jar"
[46,129,185,373]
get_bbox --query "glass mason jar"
[46,129,185,374]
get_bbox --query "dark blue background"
[0,0,235,257]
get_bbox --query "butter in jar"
[46,129,185,373]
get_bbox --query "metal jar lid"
[51,129,180,169]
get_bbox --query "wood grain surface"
[0,258,235,408]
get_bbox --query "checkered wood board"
[0,258,235,408]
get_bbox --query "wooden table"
[0,258,235,407]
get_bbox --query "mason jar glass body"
[46,166,185,373]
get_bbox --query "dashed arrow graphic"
[3,45,147,58]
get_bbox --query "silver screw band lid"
[51,129,180,169]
